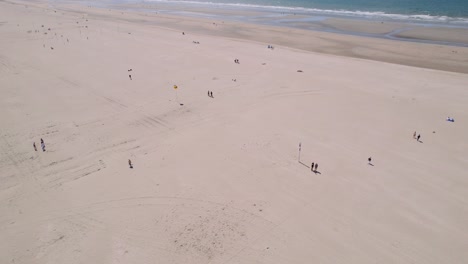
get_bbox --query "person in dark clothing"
[311,162,314,172]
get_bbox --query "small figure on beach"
[368,157,372,165]
[128,69,132,72]
[210,91,213,98]
[41,142,46,152]
[33,142,37,151]
[417,134,421,141]
[41,138,44,144]
[311,162,314,172]
[314,163,318,172]
[128,159,133,169]
[413,131,416,139]
[129,74,132,80]
[208,90,210,97]
[234,59,239,64]
[182,32,185,35]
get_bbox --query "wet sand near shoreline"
[54,0,468,74]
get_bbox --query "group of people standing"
[33,138,46,152]
[413,131,421,141]
[310,162,318,173]
[207,91,214,98]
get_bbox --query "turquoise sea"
[71,0,468,25]
[134,0,468,24]
[65,0,468,46]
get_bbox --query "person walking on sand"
[208,90,210,97]
[368,157,372,165]
[40,138,45,151]
[314,163,318,172]
[33,142,37,151]
[417,134,421,142]
[129,74,132,80]
[210,91,213,98]
[311,162,314,172]
[413,131,416,139]
[128,159,133,168]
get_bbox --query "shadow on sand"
[299,161,310,169]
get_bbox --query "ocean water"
[67,0,468,45]
[138,0,468,24]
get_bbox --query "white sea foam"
[143,0,468,25]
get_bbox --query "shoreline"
[106,0,468,25]
[55,1,468,47]
[47,0,468,74]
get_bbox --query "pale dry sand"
[1,1,468,264]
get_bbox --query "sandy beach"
[1,0,468,263]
